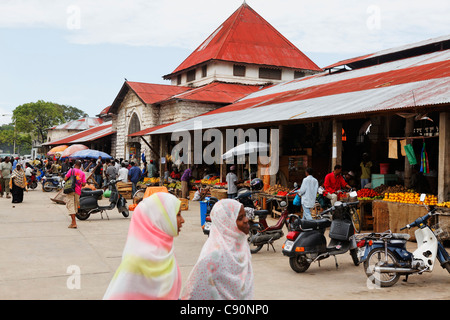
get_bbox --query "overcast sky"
[0,0,449,125]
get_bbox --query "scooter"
[357,195,450,287]
[26,169,38,190]
[202,196,219,236]
[282,196,361,273]
[76,179,129,221]
[42,173,65,192]
[246,186,298,254]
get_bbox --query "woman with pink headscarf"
[103,192,185,300]
[182,199,253,300]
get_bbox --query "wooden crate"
[211,188,228,200]
[180,198,189,211]
[373,200,389,234]
[118,191,132,199]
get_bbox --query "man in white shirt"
[226,165,238,199]
[298,167,319,220]
[117,163,129,183]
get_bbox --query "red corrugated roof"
[44,122,114,146]
[128,122,175,137]
[173,82,262,104]
[126,82,191,104]
[206,59,450,115]
[167,3,321,77]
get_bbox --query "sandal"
[68,224,77,229]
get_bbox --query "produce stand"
[372,200,438,241]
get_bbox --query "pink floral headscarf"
[103,192,181,300]
[182,199,254,300]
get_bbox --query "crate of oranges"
[383,192,438,205]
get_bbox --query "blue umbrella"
[70,149,112,160]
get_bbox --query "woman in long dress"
[182,199,253,300]
[103,192,185,300]
[10,164,26,203]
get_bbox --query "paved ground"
[0,187,449,300]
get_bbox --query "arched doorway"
[127,113,141,163]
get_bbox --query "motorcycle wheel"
[121,207,129,218]
[76,210,90,221]
[364,248,400,287]
[247,224,263,254]
[289,255,311,273]
[350,248,360,266]
[43,181,53,192]
[30,181,38,190]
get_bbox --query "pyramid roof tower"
[164,2,321,85]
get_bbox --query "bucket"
[200,200,208,226]
[380,163,390,174]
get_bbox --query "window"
[177,74,182,85]
[294,71,306,79]
[202,65,207,78]
[187,69,196,82]
[259,67,282,80]
[233,65,246,77]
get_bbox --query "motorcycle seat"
[299,219,331,230]
[391,233,410,240]
[81,189,103,198]
[254,210,269,217]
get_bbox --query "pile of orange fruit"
[383,192,438,205]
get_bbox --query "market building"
[148,35,450,206]
[107,2,321,162]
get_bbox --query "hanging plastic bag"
[293,194,301,206]
[403,144,417,165]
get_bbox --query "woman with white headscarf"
[182,199,253,300]
[103,192,185,300]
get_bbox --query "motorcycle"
[244,182,298,254]
[282,194,361,273]
[357,195,450,287]
[76,179,129,221]
[26,169,38,190]
[202,196,219,235]
[202,179,260,236]
[42,173,65,192]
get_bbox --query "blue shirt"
[298,175,319,208]
[128,166,141,183]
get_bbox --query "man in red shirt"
[323,165,351,206]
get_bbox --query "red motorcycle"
[246,185,298,254]
[26,169,38,190]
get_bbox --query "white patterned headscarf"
[182,199,253,300]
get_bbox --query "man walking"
[297,167,319,220]
[128,161,141,196]
[0,157,12,198]
[181,165,192,199]
[64,160,86,229]
[226,165,238,199]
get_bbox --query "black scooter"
[76,179,129,221]
[282,200,360,273]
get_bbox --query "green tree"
[12,100,88,144]
[0,124,32,154]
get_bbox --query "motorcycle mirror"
[294,182,298,188]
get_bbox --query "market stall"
[372,190,450,241]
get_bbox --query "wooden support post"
[331,119,342,170]
[438,112,450,202]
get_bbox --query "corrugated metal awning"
[44,122,115,146]
[150,49,450,135]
